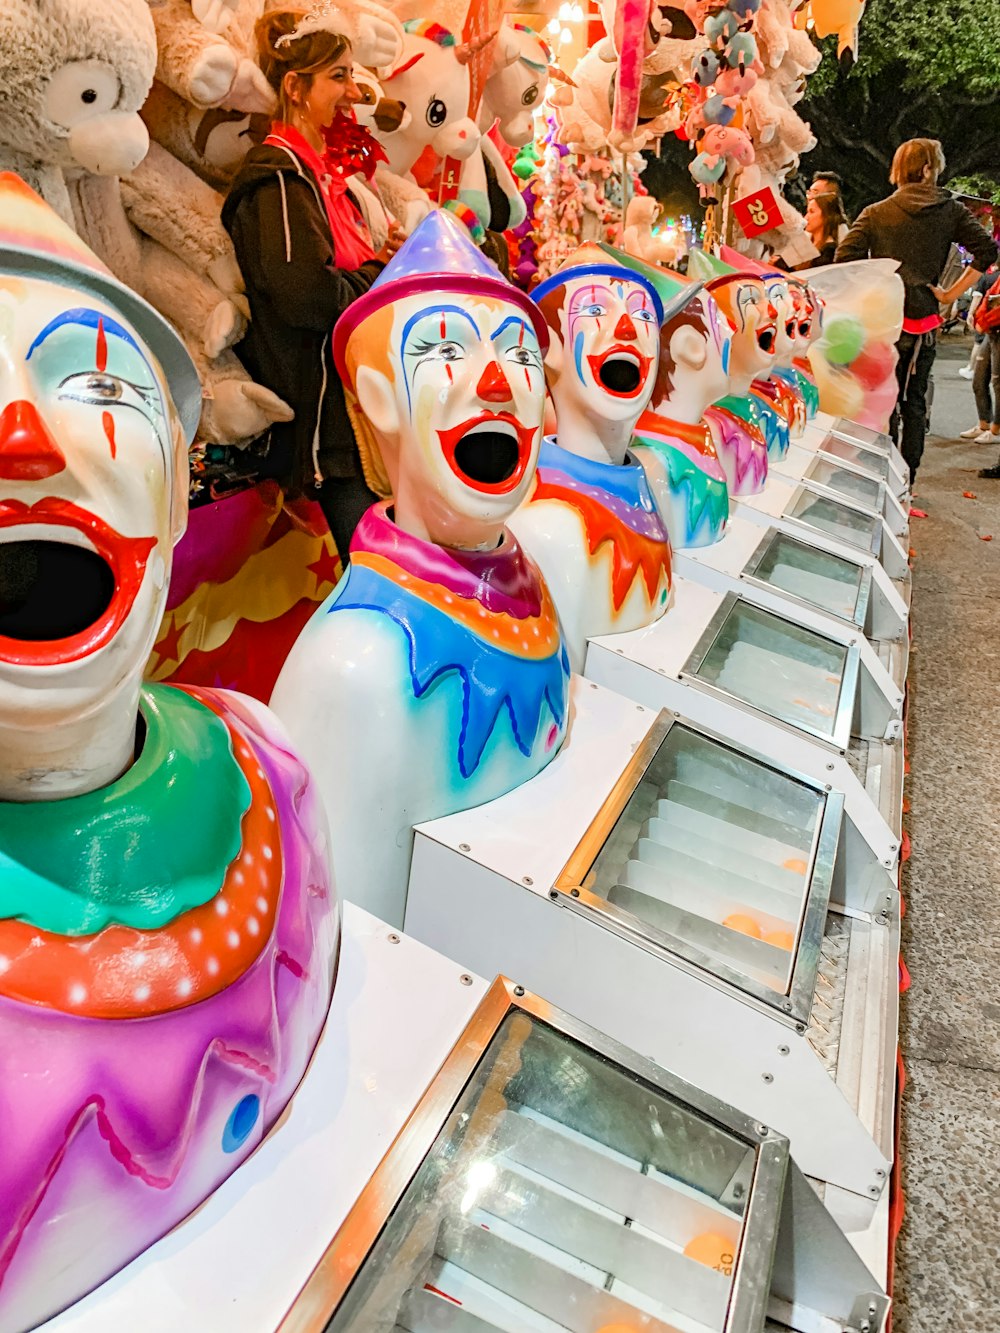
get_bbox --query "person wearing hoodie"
[222,8,403,559]
[835,138,998,485]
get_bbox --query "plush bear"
[0,0,155,223]
[148,0,275,114]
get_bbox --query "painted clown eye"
[426,97,447,127]
[58,371,159,418]
[581,303,606,318]
[633,308,657,324]
[505,345,539,367]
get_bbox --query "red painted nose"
[0,400,66,480]
[766,303,778,320]
[476,361,513,403]
[614,312,638,341]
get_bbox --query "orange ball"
[723,913,762,939]
[764,929,795,952]
[684,1230,736,1275]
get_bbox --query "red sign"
[732,187,783,239]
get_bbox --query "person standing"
[835,138,998,485]
[958,267,1000,443]
[223,9,404,560]
[800,190,849,268]
[808,171,850,240]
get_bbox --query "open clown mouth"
[437,414,537,494]
[587,346,652,398]
[0,499,156,667]
[756,324,777,355]
[799,320,812,340]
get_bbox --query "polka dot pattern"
[0,693,283,1018]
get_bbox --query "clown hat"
[333,208,549,382]
[596,243,706,326]
[533,242,666,325]
[719,244,785,279]
[0,173,201,444]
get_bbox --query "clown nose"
[614,311,639,341]
[476,361,514,403]
[0,401,66,480]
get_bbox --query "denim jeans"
[973,333,1000,426]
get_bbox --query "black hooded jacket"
[835,184,998,321]
[222,144,384,494]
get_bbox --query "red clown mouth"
[0,498,156,667]
[437,413,537,494]
[587,345,653,397]
[756,323,777,355]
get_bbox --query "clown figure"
[0,176,338,1332]
[689,251,789,467]
[507,246,696,672]
[602,246,732,550]
[748,272,808,440]
[270,211,570,929]
[779,279,822,419]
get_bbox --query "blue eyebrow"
[400,305,481,413]
[26,307,148,368]
[491,316,533,343]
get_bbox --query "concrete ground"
[891,335,1000,1332]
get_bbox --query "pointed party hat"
[597,243,705,326]
[532,242,665,325]
[686,247,737,285]
[0,173,201,444]
[333,208,548,380]
[718,243,784,278]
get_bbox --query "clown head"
[335,210,548,551]
[705,273,778,395]
[0,174,200,799]
[534,245,664,466]
[762,273,797,369]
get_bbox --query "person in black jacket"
[222,8,403,559]
[835,138,998,484]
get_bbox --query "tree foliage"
[800,0,1000,214]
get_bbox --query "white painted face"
[355,291,546,546]
[0,274,183,727]
[710,276,778,392]
[765,275,797,367]
[551,273,660,427]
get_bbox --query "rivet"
[513,984,525,997]
[589,681,598,689]
[825,783,832,792]
[755,1123,768,1137]
[459,973,473,986]
[875,1168,886,1178]
[795,1022,806,1034]
[459,842,471,853]
[522,876,534,886]
[387,932,401,944]
[826,763,835,771]
[762,1072,774,1084]
[570,887,580,898]
[778,1045,790,1056]
[549,889,559,900]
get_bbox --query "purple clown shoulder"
[0,176,339,1331]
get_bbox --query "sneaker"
[975,430,999,443]
[978,464,1000,479]
[959,366,975,380]
[961,425,986,438]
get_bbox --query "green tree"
[800,0,1000,215]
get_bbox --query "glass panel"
[806,457,882,508]
[786,489,879,550]
[329,1012,756,1333]
[586,725,824,997]
[751,531,864,622]
[818,433,890,479]
[692,600,849,739]
[829,419,890,451]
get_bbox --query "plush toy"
[149,0,275,115]
[622,193,682,267]
[700,123,755,165]
[692,48,722,86]
[0,0,156,223]
[483,21,551,147]
[810,0,867,58]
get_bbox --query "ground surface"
[892,336,1000,1332]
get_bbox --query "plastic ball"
[817,369,865,419]
[764,929,795,951]
[858,286,902,342]
[723,913,762,938]
[821,315,866,365]
[851,341,896,392]
[684,1231,736,1274]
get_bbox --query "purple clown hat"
[333,208,549,379]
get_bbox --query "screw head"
[458,842,471,853]
[513,984,525,997]
[570,887,580,898]
[778,1044,790,1056]
[522,876,534,886]
[549,889,559,900]
[459,973,473,986]
[589,681,598,689]
[795,1023,806,1034]
[387,932,401,944]
[761,1072,774,1084]
[754,1123,768,1137]
[826,762,835,771]
[635,703,644,711]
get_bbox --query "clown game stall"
[42,959,890,1333]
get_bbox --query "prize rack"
[406,678,900,1226]
[282,978,890,1333]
